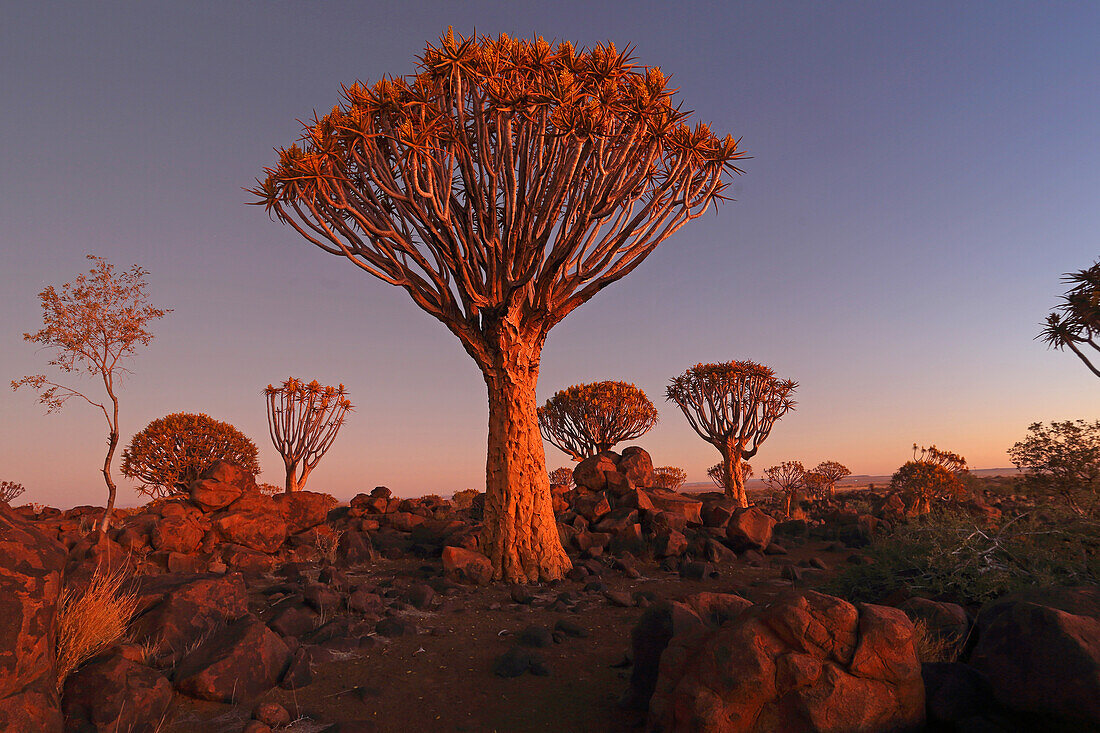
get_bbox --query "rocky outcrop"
[61,646,172,733]
[173,614,291,702]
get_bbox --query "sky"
[2,1,1098,508]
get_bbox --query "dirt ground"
[166,540,853,733]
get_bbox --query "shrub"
[821,510,1100,606]
[257,482,283,496]
[121,412,260,498]
[56,566,139,690]
[0,480,26,504]
[652,466,687,490]
[451,489,481,512]
[890,461,966,515]
[1009,419,1100,515]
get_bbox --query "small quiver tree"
[538,381,658,460]
[265,378,352,493]
[1039,259,1100,377]
[1009,420,1100,515]
[11,256,169,533]
[549,467,574,490]
[250,31,745,582]
[667,361,796,507]
[764,461,805,517]
[0,481,26,504]
[121,413,261,499]
[890,461,966,515]
[810,460,851,500]
[652,466,687,490]
[708,461,752,489]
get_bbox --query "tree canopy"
[1040,260,1100,377]
[538,381,658,459]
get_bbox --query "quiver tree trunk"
[477,324,572,583]
[721,446,749,508]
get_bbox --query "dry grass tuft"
[316,528,345,565]
[911,618,960,664]
[55,566,140,690]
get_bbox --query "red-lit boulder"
[61,648,172,733]
[189,460,257,512]
[573,453,619,493]
[273,491,337,534]
[151,515,205,554]
[174,614,291,702]
[0,503,67,731]
[646,490,703,526]
[618,447,654,488]
[725,506,775,552]
[130,573,249,664]
[647,590,925,732]
[442,546,492,586]
[213,510,287,554]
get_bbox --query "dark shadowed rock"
[337,531,376,566]
[130,573,249,663]
[252,701,292,727]
[0,502,67,731]
[61,650,172,733]
[899,597,970,648]
[174,614,291,702]
[618,447,654,488]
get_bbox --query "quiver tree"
[548,467,574,489]
[666,361,796,507]
[809,460,850,500]
[764,461,805,517]
[652,466,687,490]
[708,461,752,489]
[12,256,169,532]
[912,444,968,475]
[0,481,26,504]
[538,381,658,460]
[265,378,352,493]
[121,413,261,498]
[1040,259,1100,377]
[890,461,965,515]
[250,31,744,582]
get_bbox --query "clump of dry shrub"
[451,489,481,512]
[911,618,960,664]
[55,567,139,690]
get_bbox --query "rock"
[268,604,320,638]
[604,590,634,608]
[150,515,205,554]
[61,651,172,733]
[899,597,970,648]
[652,529,687,558]
[0,503,67,730]
[346,589,384,615]
[493,646,548,677]
[189,460,257,512]
[701,498,738,528]
[921,662,1000,725]
[402,583,435,610]
[593,507,639,534]
[174,614,291,702]
[645,490,703,526]
[242,722,272,733]
[573,453,619,493]
[337,531,376,566]
[221,544,276,574]
[130,573,249,663]
[375,617,411,638]
[214,510,287,554]
[617,447,654,488]
[970,587,1100,726]
[253,701,292,727]
[303,583,342,614]
[647,590,925,732]
[618,489,655,512]
[273,491,337,534]
[518,625,553,648]
[679,560,712,580]
[510,585,535,605]
[441,546,492,586]
[279,646,314,689]
[725,506,775,552]
[554,619,588,638]
[573,492,611,523]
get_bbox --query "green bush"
[121,412,260,498]
[821,509,1100,606]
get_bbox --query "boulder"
[970,586,1100,726]
[441,546,493,586]
[898,597,970,648]
[725,506,775,552]
[573,453,619,493]
[0,503,67,731]
[174,614,291,702]
[130,573,249,663]
[701,498,738,528]
[189,460,256,512]
[574,492,611,523]
[213,510,287,554]
[337,531,376,566]
[61,650,172,733]
[646,490,703,526]
[151,515,205,554]
[647,590,925,732]
[618,447,654,488]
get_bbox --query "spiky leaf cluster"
[538,381,658,459]
[1040,260,1100,377]
[121,413,260,499]
[0,481,26,504]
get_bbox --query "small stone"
[253,701,291,727]
[375,617,409,637]
[509,585,535,605]
[243,722,273,733]
[493,646,533,677]
[518,625,553,648]
[604,590,634,608]
[554,619,588,638]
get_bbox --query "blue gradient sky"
[2,2,1098,507]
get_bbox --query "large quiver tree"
[251,31,744,582]
[538,381,658,460]
[667,361,796,507]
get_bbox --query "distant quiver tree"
[250,30,745,582]
[667,361,796,507]
[708,461,752,489]
[652,466,687,490]
[265,378,352,493]
[809,460,851,499]
[1039,259,1100,377]
[0,481,26,504]
[548,467,574,489]
[538,381,659,460]
[12,256,169,532]
[121,413,261,498]
[764,461,805,517]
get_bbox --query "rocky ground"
[1,449,1097,732]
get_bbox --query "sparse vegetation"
[121,412,261,498]
[652,466,688,490]
[538,382,659,460]
[1009,419,1100,515]
[12,256,170,532]
[55,566,140,690]
[549,467,574,489]
[0,480,26,504]
[265,378,352,493]
[451,489,481,512]
[667,361,797,506]
[911,618,961,664]
[822,510,1100,605]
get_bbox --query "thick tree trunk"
[479,336,572,583]
[284,463,299,493]
[722,446,749,508]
